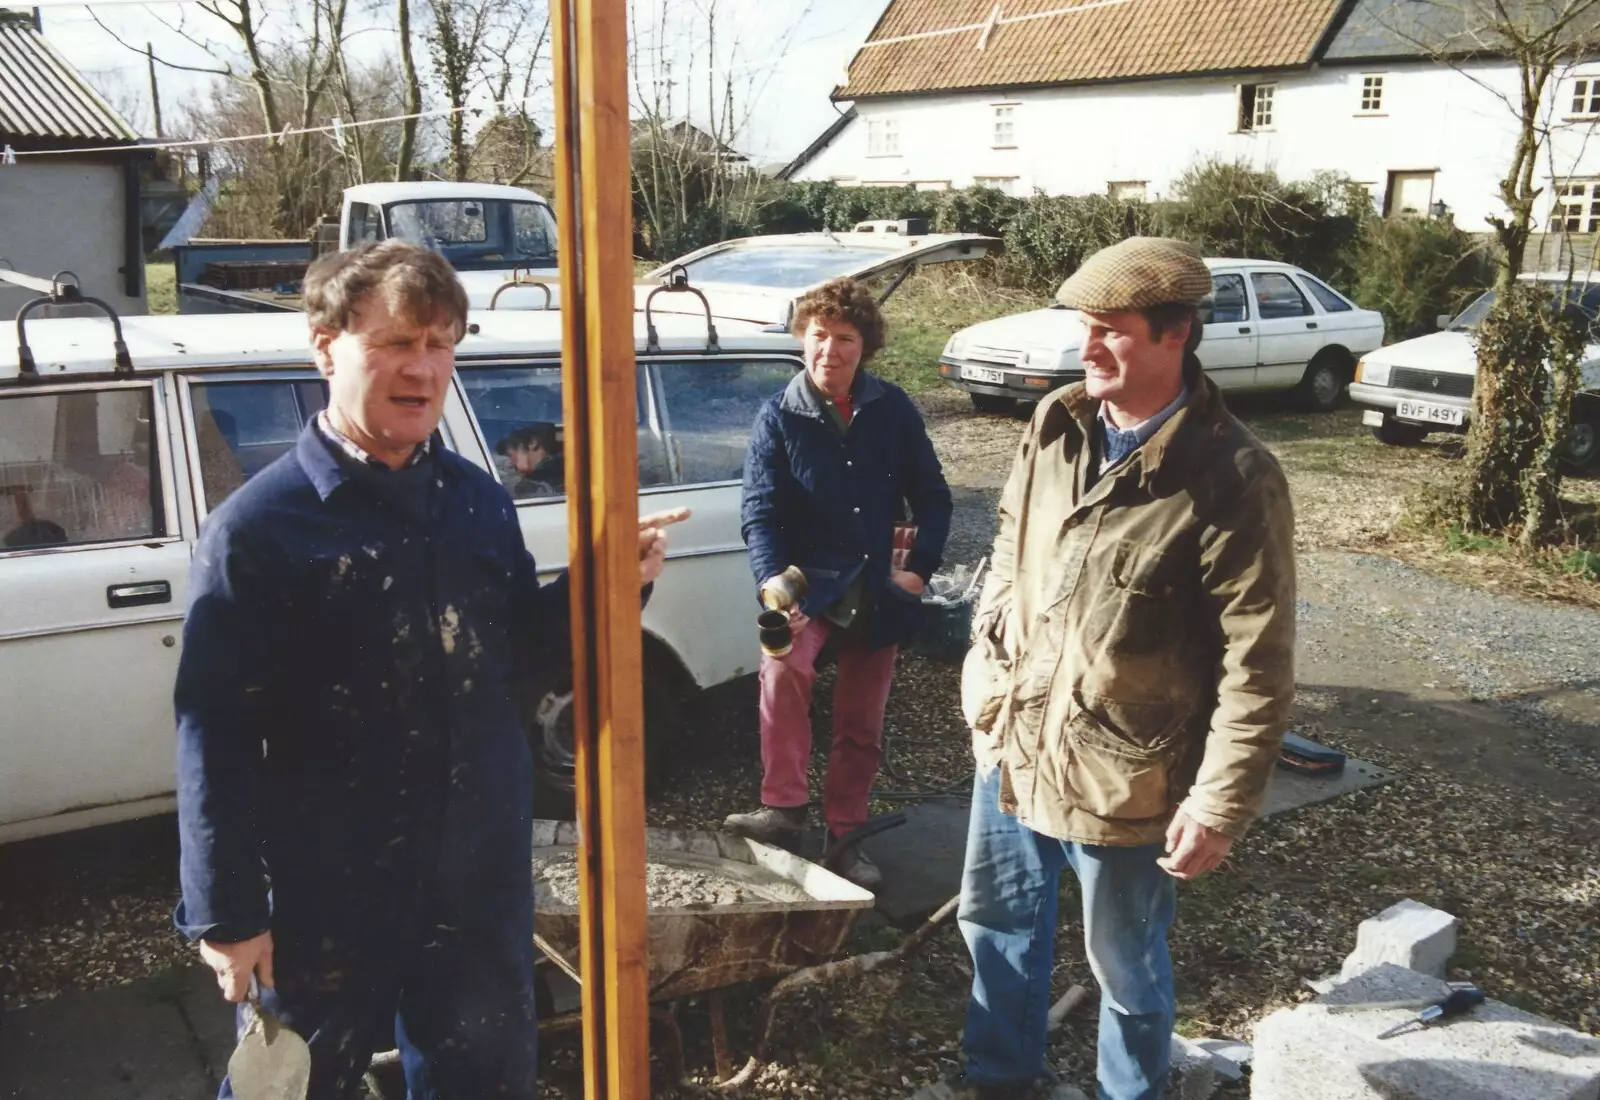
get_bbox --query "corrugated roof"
[0,11,140,147]
[837,0,1349,99]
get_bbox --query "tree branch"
[86,10,232,76]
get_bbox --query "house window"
[1239,83,1275,130]
[993,104,1016,147]
[974,176,1019,196]
[1359,75,1384,113]
[1385,170,1437,217]
[867,118,900,157]
[1551,180,1600,233]
[1572,78,1600,117]
[915,180,951,192]
[1108,180,1148,202]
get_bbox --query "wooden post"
[146,43,163,139]
[551,0,651,1097]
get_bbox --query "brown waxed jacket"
[961,372,1296,846]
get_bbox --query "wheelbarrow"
[528,820,879,1082]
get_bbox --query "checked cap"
[1056,237,1212,312]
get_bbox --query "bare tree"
[94,0,362,234]
[628,0,810,258]
[396,0,425,180]
[1374,0,1600,542]
[473,0,552,186]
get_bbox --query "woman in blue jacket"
[726,278,952,888]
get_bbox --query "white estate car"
[939,259,1385,414]
[1348,273,1600,471]
[0,230,995,843]
[0,306,812,842]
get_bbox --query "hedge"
[636,160,1494,339]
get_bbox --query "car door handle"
[1238,326,1252,334]
[1306,321,1318,329]
[108,581,172,608]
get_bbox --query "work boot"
[906,1073,1087,1100]
[722,804,806,847]
[831,844,883,890]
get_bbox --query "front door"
[1198,272,1259,389]
[1250,270,1326,388]
[0,380,191,839]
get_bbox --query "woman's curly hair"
[790,277,887,361]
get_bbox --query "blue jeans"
[959,767,1176,1100]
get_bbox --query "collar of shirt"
[316,409,431,470]
[1096,384,1189,474]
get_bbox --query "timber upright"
[918,238,1298,1100]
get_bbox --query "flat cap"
[1056,237,1212,312]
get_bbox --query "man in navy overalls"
[174,241,672,1099]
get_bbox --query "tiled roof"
[837,0,1349,99]
[0,11,140,148]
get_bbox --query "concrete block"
[1192,1038,1251,1081]
[1169,1033,1218,1099]
[1251,963,1600,1100]
[1341,898,1458,980]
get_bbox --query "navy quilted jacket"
[741,369,952,650]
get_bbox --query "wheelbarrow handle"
[821,811,908,869]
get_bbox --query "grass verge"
[144,258,176,315]
[875,264,1047,395]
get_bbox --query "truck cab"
[176,182,562,315]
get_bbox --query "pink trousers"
[758,619,898,838]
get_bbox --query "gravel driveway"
[1,386,1595,1100]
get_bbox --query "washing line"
[7,94,541,159]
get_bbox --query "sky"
[28,0,889,165]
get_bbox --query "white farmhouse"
[782,0,1600,233]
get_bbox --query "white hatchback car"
[1348,273,1600,470]
[939,258,1385,413]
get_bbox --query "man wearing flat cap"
[916,238,1296,1100]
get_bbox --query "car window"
[654,359,798,485]
[189,379,328,512]
[458,365,671,499]
[1251,271,1313,320]
[1298,274,1354,313]
[1200,273,1249,325]
[1449,284,1600,332]
[0,386,163,551]
[676,245,889,289]
[349,202,383,245]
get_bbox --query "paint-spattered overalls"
[175,423,567,1099]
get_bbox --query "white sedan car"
[939,258,1385,413]
[1348,273,1600,471]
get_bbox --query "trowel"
[227,976,312,1100]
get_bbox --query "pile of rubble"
[1170,899,1600,1100]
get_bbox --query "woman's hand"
[890,569,926,595]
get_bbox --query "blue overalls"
[175,423,566,1099]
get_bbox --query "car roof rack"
[643,265,719,354]
[0,263,133,379]
[489,267,555,311]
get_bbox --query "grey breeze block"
[1341,898,1459,981]
[1252,964,1600,1100]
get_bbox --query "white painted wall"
[0,158,145,319]
[797,60,1600,232]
